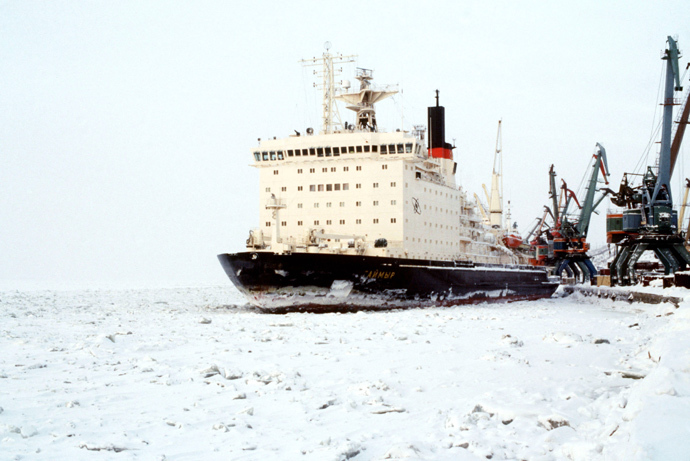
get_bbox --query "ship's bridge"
[251,131,426,163]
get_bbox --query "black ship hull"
[218,252,558,311]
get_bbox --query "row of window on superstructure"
[266,218,398,226]
[265,181,397,192]
[281,199,399,208]
[254,143,417,161]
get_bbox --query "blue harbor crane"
[606,36,690,285]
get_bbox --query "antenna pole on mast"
[299,43,356,134]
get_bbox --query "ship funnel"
[427,90,453,160]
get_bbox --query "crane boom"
[549,165,559,224]
[577,143,609,237]
[651,36,681,205]
[474,193,490,224]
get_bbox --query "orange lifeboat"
[502,232,523,249]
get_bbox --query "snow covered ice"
[1,285,690,460]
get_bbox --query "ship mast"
[487,120,504,228]
[299,43,356,134]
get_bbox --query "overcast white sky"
[2,1,690,285]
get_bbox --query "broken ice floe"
[212,422,235,432]
[200,364,242,380]
[20,425,37,438]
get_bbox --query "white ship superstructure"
[246,51,517,265]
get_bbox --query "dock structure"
[561,284,683,307]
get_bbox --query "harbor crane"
[605,36,690,285]
[530,144,610,282]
